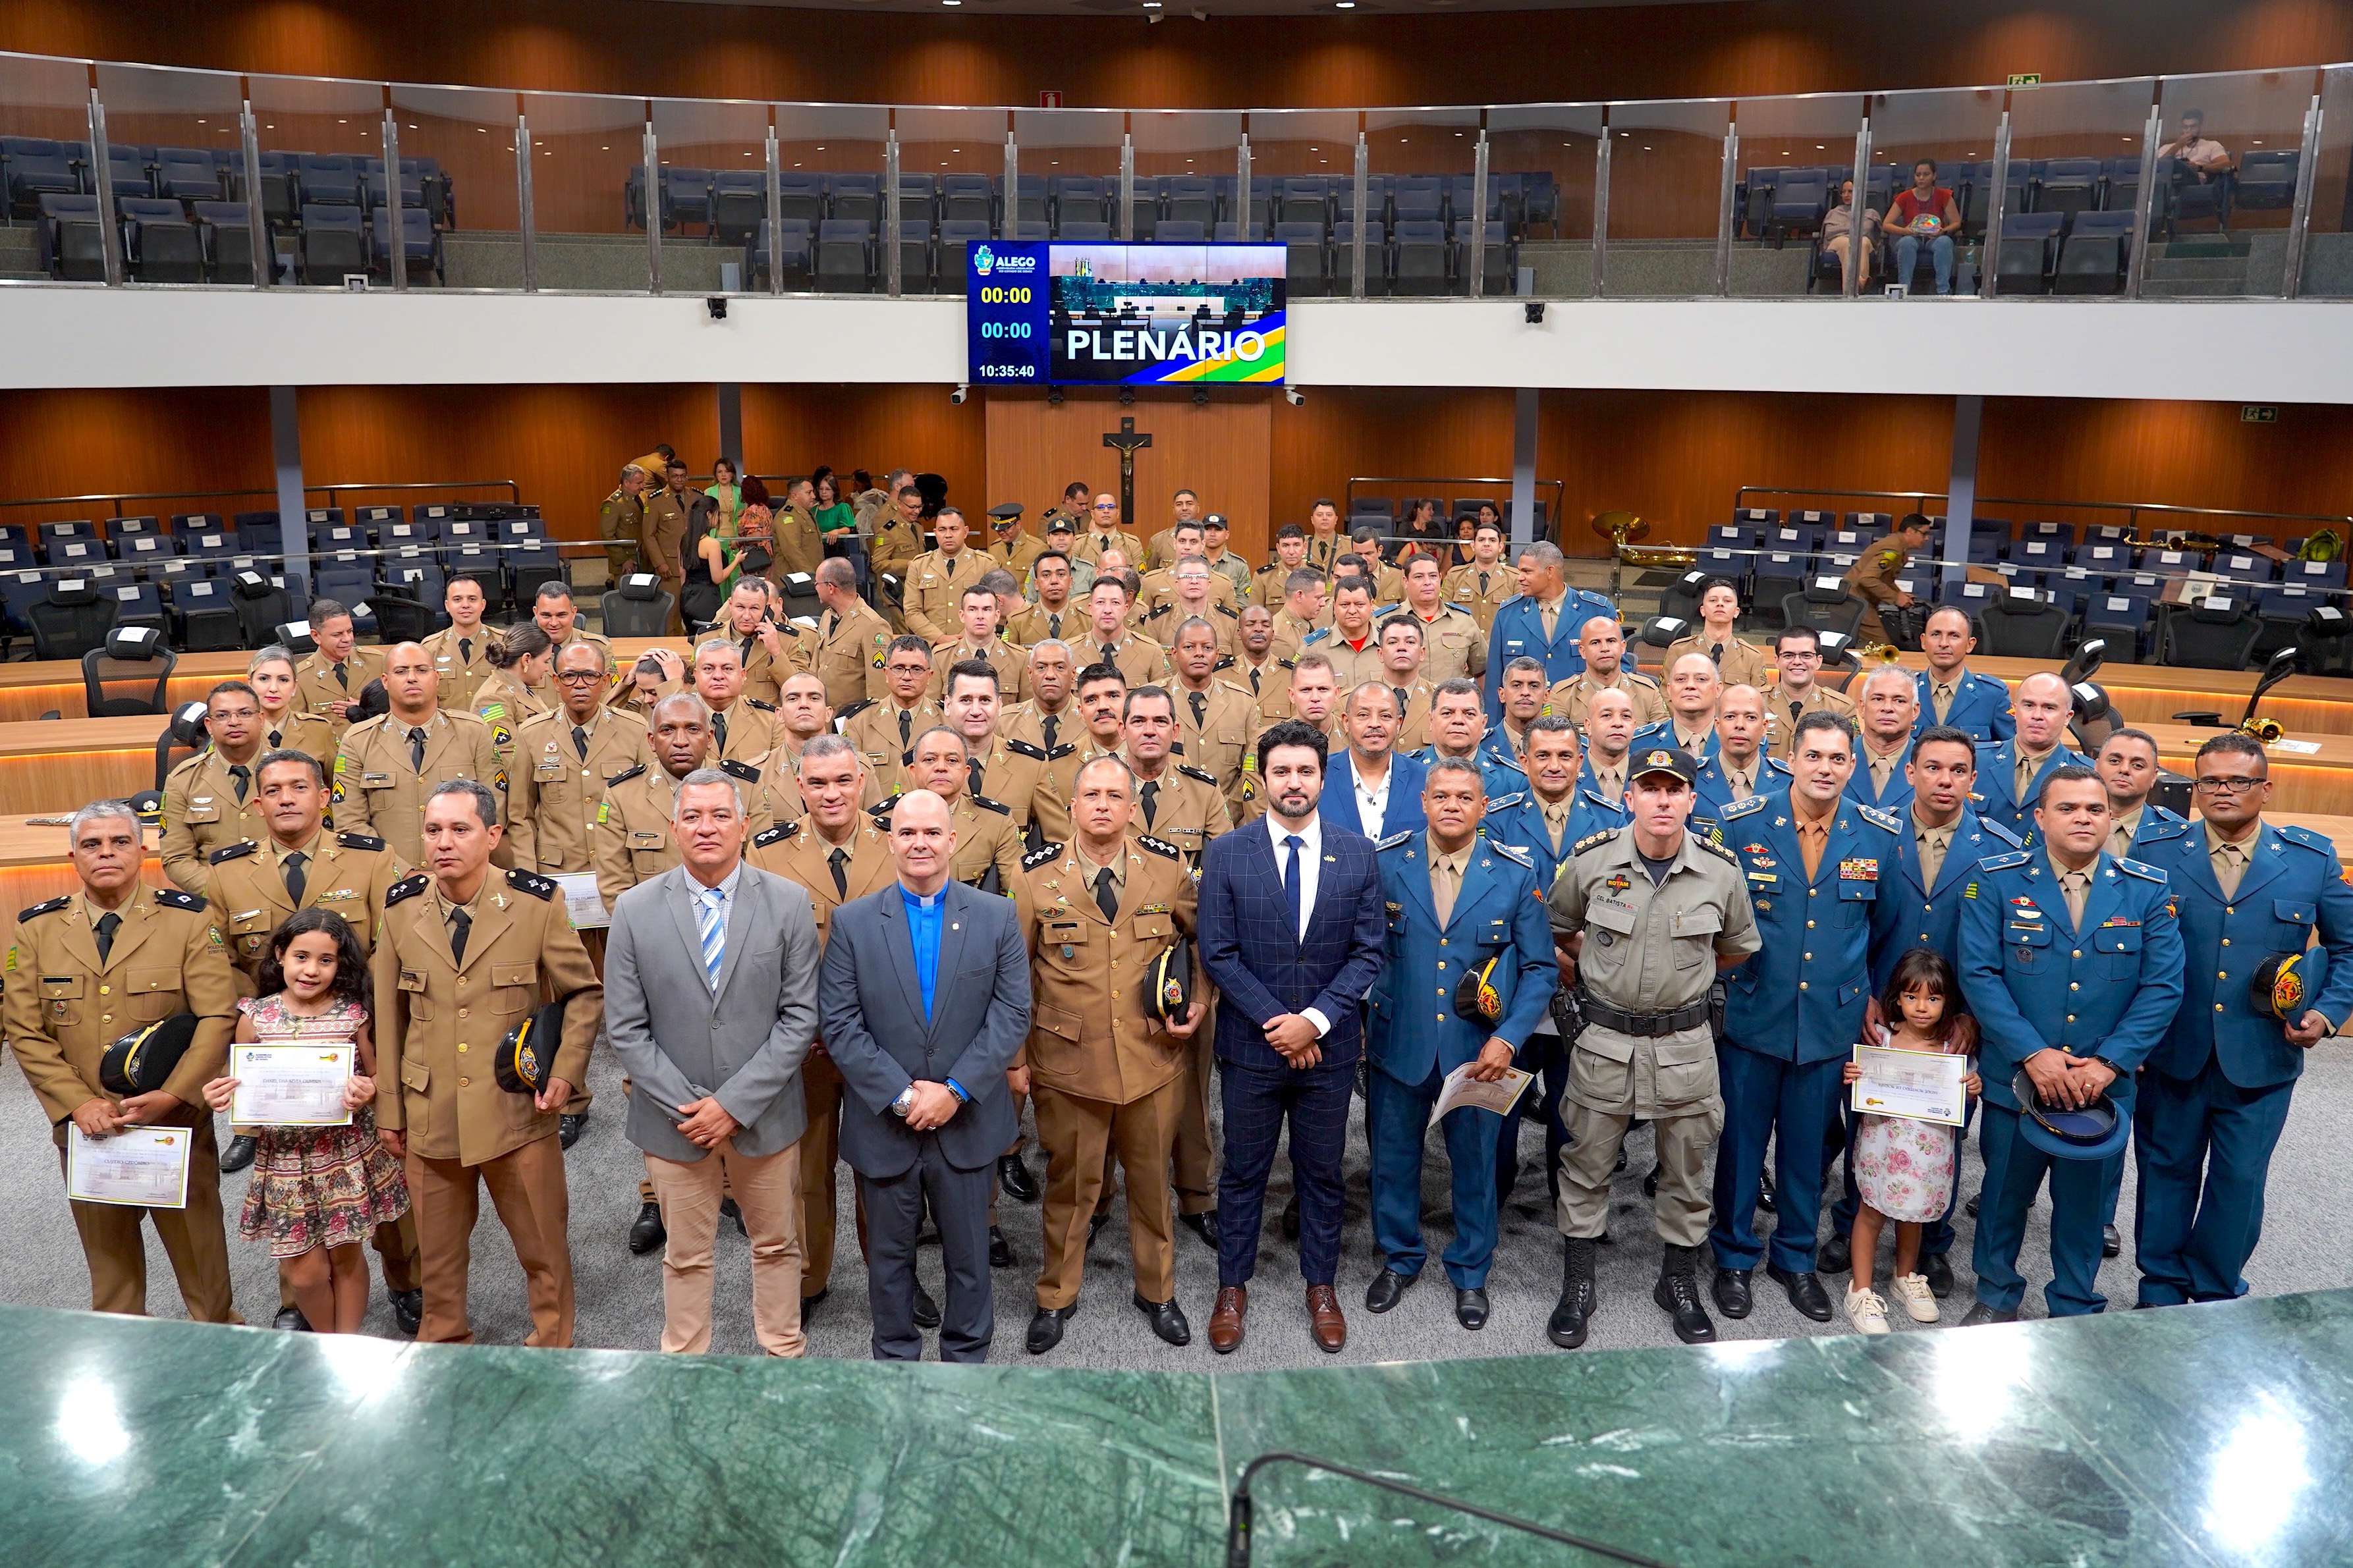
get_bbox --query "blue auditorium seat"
[297,155,362,206]
[934,220,989,290]
[816,219,874,292]
[1057,219,1111,243]
[661,167,713,234]
[941,174,993,227]
[3,137,80,217]
[298,203,366,284]
[707,171,767,245]
[371,204,445,284]
[2055,210,2132,294]
[1452,219,1512,294]
[748,218,813,290]
[775,173,826,225]
[1212,221,1265,242]
[153,148,223,203]
[37,193,105,280]
[1153,219,1206,244]
[1995,211,2065,293]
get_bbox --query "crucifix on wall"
[1103,415,1153,535]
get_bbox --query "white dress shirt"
[1350,753,1393,841]
[1265,810,1333,1038]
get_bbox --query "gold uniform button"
[98,986,109,996]
[2216,1003,2226,1012]
[1798,982,1808,991]
[459,1077,470,1087]
[2069,983,2079,991]
[1806,921,1815,929]
[2071,950,2082,959]
[2222,938,2231,947]
[457,1043,468,1053]
[2067,1014,2077,1023]
[458,1008,468,1019]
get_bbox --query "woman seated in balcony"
[1821,178,1879,293]
[1887,160,1960,296]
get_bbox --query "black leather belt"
[1576,992,1710,1037]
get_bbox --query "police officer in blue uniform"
[1363,758,1558,1330]
[1847,665,1922,814]
[1818,724,2020,1288]
[1971,671,2088,844]
[1711,711,1906,1323]
[1914,606,2014,743]
[1630,653,1725,767]
[1957,764,2184,1322]
[1418,678,1526,800]
[1483,542,1616,718]
[2132,732,2353,1308]
[1576,687,1643,807]
[1692,684,1788,816]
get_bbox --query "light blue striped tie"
[697,886,726,990]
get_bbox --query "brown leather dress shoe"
[1208,1285,1248,1354]
[1306,1284,1347,1353]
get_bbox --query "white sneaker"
[1890,1273,1940,1324]
[1844,1286,1891,1335]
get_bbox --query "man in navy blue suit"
[1198,719,1387,1355]
[1321,682,1427,841]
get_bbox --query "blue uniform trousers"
[1972,1102,2116,1316]
[1495,1029,1568,1208]
[1827,1097,1970,1257]
[1217,1056,1354,1288]
[2132,1060,2296,1307]
[1368,1062,1504,1289]
[1709,1041,1842,1274]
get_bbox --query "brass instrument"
[2243,716,2286,743]
[1591,510,1696,572]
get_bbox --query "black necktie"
[1140,780,1159,828]
[1101,641,1118,666]
[1189,690,1207,727]
[229,763,249,804]
[268,729,283,749]
[1249,665,1262,695]
[410,726,428,772]
[1479,571,1491,595]
[829,846,849,900]
[334,662,350,689]
[1048,612,1063,639]
[1393,687,1409,723]
[449,907,471,965]
[713,712,728,757]
[741,635,756,668]
[899,709,912,747]
[1042,713,1060,751]
[460,637,472,664]
[1095,865,1119,921]
[283,850,307,906]
[573,724,590,760]
[94,911,120,965]
[968,756,985,797]
[1709,642,1725,664]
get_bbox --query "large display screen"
[966,242,1287,387]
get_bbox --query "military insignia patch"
[1605,873,1632,894]
[492,724,512,749]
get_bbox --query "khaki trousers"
[798,1050,866,1291]
[1034,1075,1183,1309]
[1168,1000,1219,1216]
[56,1114,240,1324]
[1556,1098,1723,1249]
[644,1135,806,1356]
[408,1133,574,1346]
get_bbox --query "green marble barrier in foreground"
[0,1292,2342,1566]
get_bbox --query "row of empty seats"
[0,138,454,228]
[34,193,443,284]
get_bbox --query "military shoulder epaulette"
[1215,602,1239,618]
[870,793,903,817]
[1763,754,1792,772]
[2115,855,2166,883]
[2276,823,2333,855]
[164,750,204,777]
[746,697,777,711]
[1720,795,1769,819]
[1375,829,1416,852]
[1978,818,2026,850]
[1444,601,1474,615]
[507,868,559,900]
[836,699,876,722]
[1144,603,1172,620]
[2138,815,2194,841]
[1300,628,1330,645]
[17,894,70,923]
[1974,737,2005,753]
[153,887,208,912]
[1979,850,2034,871]
[1572,828,1621,855]
[1022,843,1064,871]
[605,763,648,787]
[1487,791,1527,811]
[1176,763,1217,786]
[1046,742,1077,761]
[336,830,387,852]
[1277,657,1296,670]
[1693,835,1740,865]
[208,840,259,865]
[753,822,796,848]
[1136,834,1184,861]
[1854,802,1901,833]
[1213,655,1236,670]
[1489,840,1533,869]
[1004,738,1048,762]
[385,873,430,905]
[721,758,761,784]
[970,793,1010,816]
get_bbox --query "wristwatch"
[889,1086,916,1118]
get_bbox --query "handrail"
[1344,475,1567,530]
[0,480,526,523]
[1731,485,2353,539]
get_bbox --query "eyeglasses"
[2193,775,2265,794]
[555,671,604,685]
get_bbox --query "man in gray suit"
[605,766,821,1357]
[819,788,1032,1361]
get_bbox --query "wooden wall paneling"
[1267,387,1516,544]
[739,383,989,515]
[985,390,1271,562]
[1978,397,2353,524]
[0,388,275,533]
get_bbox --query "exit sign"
[2243,404,2280,423]
[1039,90,1063,108]
[2008,72,2042,88]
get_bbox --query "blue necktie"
[1283,834,1304,938]
[697,886,727,989]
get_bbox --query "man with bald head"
[1974,671,2088,843]
[1549,614,1667,731]
[1579,687,1642,804]
[1846,664,1922,813]
[331,640,507,868]
[1914,605,2014,743]
[1636,653,1725,765]
[1695,684,1788,812]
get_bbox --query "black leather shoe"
[802,1287,829,1313]
[1281,1195,1302,1241]
[1756,1167,1777,1214]
[1958,1301,2019,1326]
[1135,1292,1190,1346]
[914,1285,942,1330]
[2103,1223,2121,1259]
[720,1197,746,1237]
[1548,1237,1598,1349]
[1816,1233,1852,1274]
[1966,1190,1979,1218]
[1178,1210,1221,1250]
[990,1226,1014,1268]
[221,1135,258,1174]
[1711,1266,1754,1320]
[1921,1251,1954,1299]
[1364,1268,1416,1314]
[558,1113,586,1150]
[1026,1303,1076,1355]
[997,1152,1041,1204]
[1455,1287,1490,1330]
[391,1288,422,1336]
[1613,1149,1628,1173]
[1088,1210,1109,1249]
[1655,1247,1717,1343]
[628,1200,666,1255]
[1767,1264,1835,1322]
[272,1305,310,1332]
[1642,1164,1659,1199]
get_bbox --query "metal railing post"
[1236,131,1252,240]
[1002,130,1018,240]
[1119,132,1135,242]
[1714,121,1737,295]
[1979,111,2011,300]
[643,119,662,293]
[1843,117,1871,298]
[1468,130,1490,297]
[2124,101,2161,299]
[515,109,538,292]
[381,107,407,291]
[1592,123,1611,298]
[87,89,123,286]
[1350,132,1369,298]
[765,121,783,296]
[242,98,270,289]
[885,130,902,296]
[2283,94,2323,298]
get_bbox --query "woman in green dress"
[704,457,744,537]
[810,466,858,536]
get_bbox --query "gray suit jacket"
[603,863,820,1162]
[817,879,1031,1177]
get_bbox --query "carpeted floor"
[5,1037,2349,1368]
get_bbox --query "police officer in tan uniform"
[887,725,1026,892]
[1029,659,1132,848]
[984,502,1045,587]
[1315,579,1385,690]
[1007,551,1086,647]
[161,680,277,896]
[294,600,385,741]
[1665,578,1769,693]
[927,581,1032,703]
[1221,607,1292,711]
[333,643,508,869]
[1140,487,1204,572]
[1368,618,1439,753]
[420,575,498,712]
[593,692,771,909]
[599,464,650,581]
[1381,555,1488,685]
[1761,626,1856,759]
[1139,555,1240,653]
[1165,618,1257,797]
[1198,514,1255,604]
[810,558,892,711]
[689,637,781,770]
[940,657,1051,846]
[1443,520,1518,632]
[839,635,943,789]
[1545,747,1759,1349]
[1302,499,1345,574]
[205,747,424,1331]
[864,473,929,591]
[507,639,647,881]
[1252,527,1314,611]
[530,583,618,691]
[1548,614,1669,732]
[1070,493,1146,570]
[1267,570,1333,663]
[372,780,603,1347]
[1842,512,1933,649]
[7,801,242,1322]
[1014,755,1203,1354]
[901,505,988,644]
[642,463,695,634]
[710,576,810,705]
[472,623,557,769]
[1076,577,1167,689]
[1119,686,1232,867]
[245,645,341,767]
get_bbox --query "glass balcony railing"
[0,49,2345,302]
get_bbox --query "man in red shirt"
[1888,159,1962,295]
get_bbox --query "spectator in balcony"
[2158,109,2232,184]
[1821,178,1879,292]
[706,457,744,537]
[811,468,858,536]
[1887,159,1962,296]
[1395,499,1443,565]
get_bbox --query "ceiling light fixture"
[1335,3,1355,9]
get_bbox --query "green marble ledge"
[2,1293,2348,1566]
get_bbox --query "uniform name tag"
[361,773,392,787]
